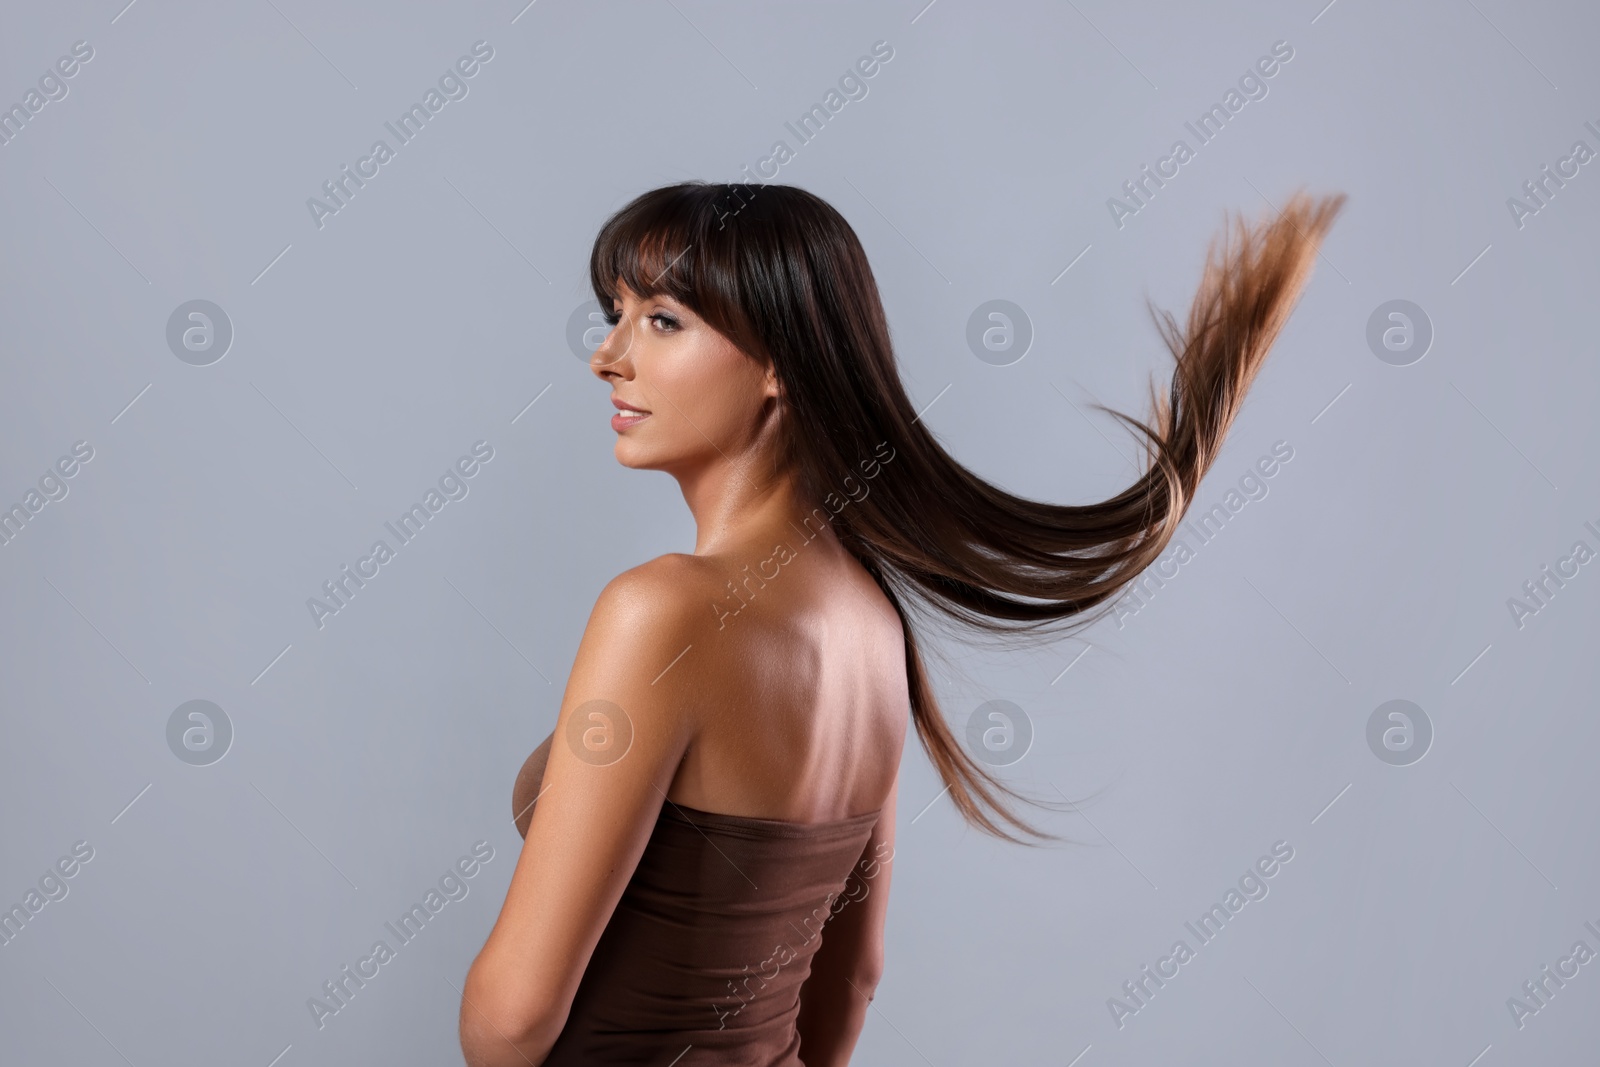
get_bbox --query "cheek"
[651,339,763,423]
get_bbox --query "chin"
[612,440,657,470]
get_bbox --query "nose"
[589,314,635,378]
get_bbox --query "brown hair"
[589,181,1346,844]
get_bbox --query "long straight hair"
[589,181,1345,845]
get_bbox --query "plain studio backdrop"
[2,1,1597,1064]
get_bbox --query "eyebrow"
[613,293,681,310]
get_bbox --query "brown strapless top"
[515,738,883,1065]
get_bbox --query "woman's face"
[589,281,780,472]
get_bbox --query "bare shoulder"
[582,554,724,665]
[594,553,720,624]
[555,555,722,769]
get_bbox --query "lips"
[611,397,651,414]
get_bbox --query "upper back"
[651,540,908,824]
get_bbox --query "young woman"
[458,181,1344,1065]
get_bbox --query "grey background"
[2,0,1596,1064]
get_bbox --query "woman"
[458,181,1344,1065]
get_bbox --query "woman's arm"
[512,731,554,839]
[795,773,898,1066]
[459,561,704,1066]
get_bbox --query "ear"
[761,361,782,402]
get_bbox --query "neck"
[676,456,834,559]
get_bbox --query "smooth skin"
[459,283,908,1067]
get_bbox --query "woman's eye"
[600,308,678,331]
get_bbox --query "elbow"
[849,954,885,1002]
[459,965,566,1066]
